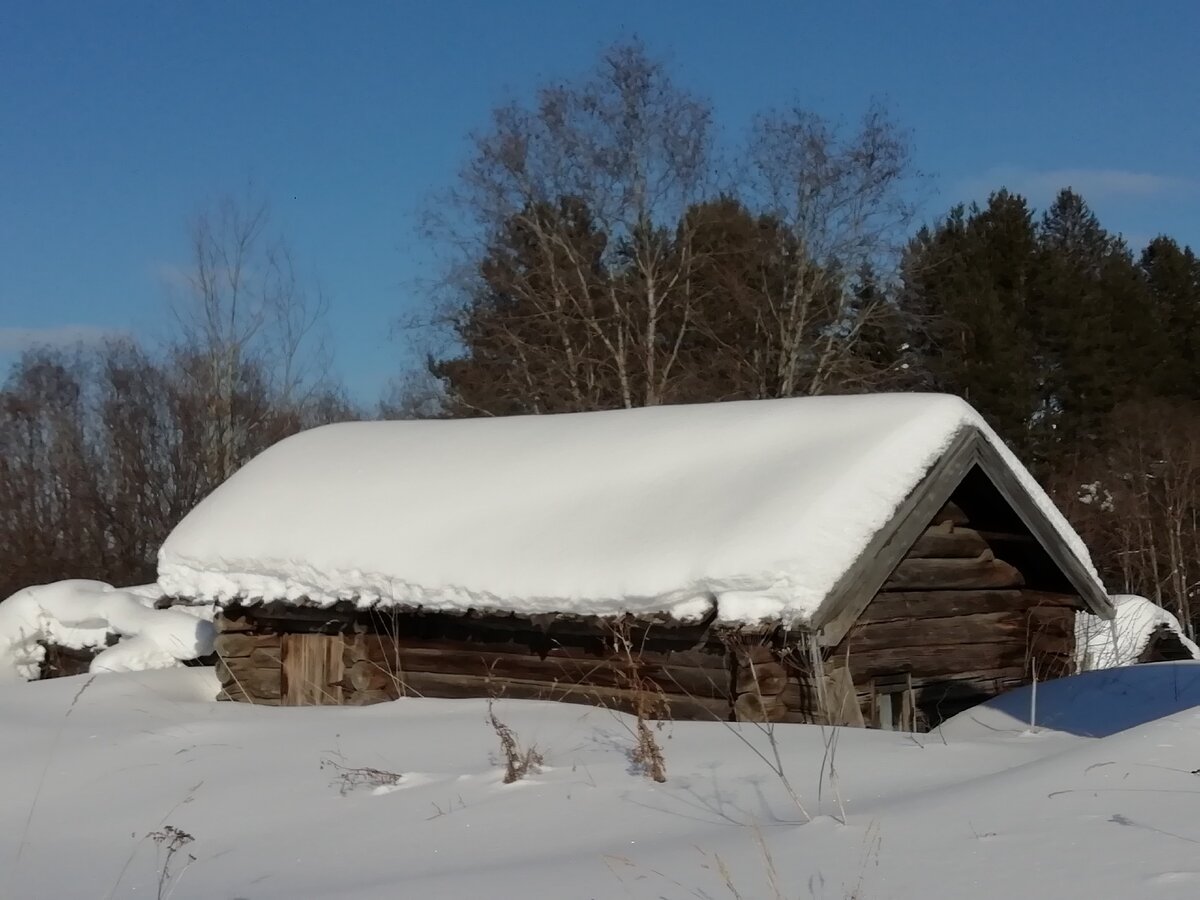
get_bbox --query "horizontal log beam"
[733,691,789,723]
[861,590,1079,623]
[906,525,991,559]
[883,553,1025,591]
[356,642,732,699]
[214,633,282,658]
[833,643,1030,679]
[843,611,1026,650]
[733,661,789,695]
[385,671,733,721]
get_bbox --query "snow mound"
[158,393,1101,624]
[939,660,1200,738]
[0,580,215,683]
[1076,594,1199,670]
[4,667,1200,899]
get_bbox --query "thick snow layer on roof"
[158,393,1101,624]
[1076,595,1199,670]
[0,580,215,683]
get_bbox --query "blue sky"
[3,1,1197,400]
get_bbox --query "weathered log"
[733,661,788,695]
[357,643,733,699]
[733,691,789,723]
[861,589,1080,624]
[346,660,401,694]
[353,632,733,671]
[882,552,1025,591]
[214,632,282,658]
[390,670,733,720]
[249,646,282,666]
[1025,606,1077,632]
[224,667,282,700]
[777,679,822,713]
[729,643,781,666]
[835,642,1030,679]
[906,525,991,559]
[215,613,254,633]
[842,611,1029,652]
[933,500,971,526]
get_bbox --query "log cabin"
[157,393,1114,731]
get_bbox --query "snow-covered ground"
[3,665,1200,899]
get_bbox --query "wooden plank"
[282,634,346,706]
[882,553,1024,591]
[973,438,1114,618]
[822,667,865,727]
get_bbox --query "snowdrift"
[941,659,1200,737]
[3,666,1200,898]
[0,580,214,683]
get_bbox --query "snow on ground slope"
[3,667,1200,899]
[158,393,1102,624]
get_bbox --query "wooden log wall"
[211,605,829,722]
[213,615,284,704]
[826,500,1083,729]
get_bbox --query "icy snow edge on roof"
[1076,595,1199,670]
[157,393,1103,626]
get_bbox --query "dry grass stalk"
[319,757,403,795]
[608,619,669,783]
[148,825,196,900]
[487,700,543,783]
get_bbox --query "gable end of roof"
[813,427,1112,646]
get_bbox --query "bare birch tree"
[422,43,919,415]
[170,191,331,482]
[426,41,716,414]
[739,104,918,396]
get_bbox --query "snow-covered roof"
[0,580,215,683]
[157,393,1104,625]
[1076,595,1199,670]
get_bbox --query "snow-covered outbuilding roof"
[0,580,215,683]
[157,393,1110,628]
[1076,595,1199,670]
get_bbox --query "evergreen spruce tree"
[1033,189,1150,451]
[1140,237,1200,398]
[900,191,1044,459]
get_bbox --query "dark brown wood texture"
[827,493,1086,729]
